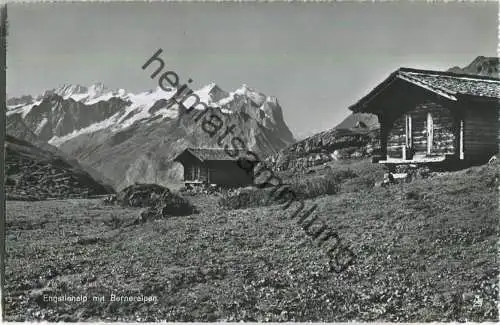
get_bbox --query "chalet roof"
[349,67,500,113]
[173,148,254,163]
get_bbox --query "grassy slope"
[4,160,499,321]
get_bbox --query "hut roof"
[173,148,256,163]
[350,67,500,113]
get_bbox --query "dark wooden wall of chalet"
[182,162,208,182]
[386,115,404,158]
[370,79,456,159]
[207,161,253,186]
[430,103,456,157]
[183,163,191,181]
[180,155,195,181]
[178,154,209,182]
[463,101,499,163]
[386,100,456,159]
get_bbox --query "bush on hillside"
[117,183,168,207]
[218,187,272,210]
[328,168,359,181]
[140,190,197,220]
[117,183,196,218]
[218,168,360,210]
[289,174,340,200]
[341,175,376,193]
[287,168,357,200]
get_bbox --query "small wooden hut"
[173,148,258,187]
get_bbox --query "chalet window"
[187,165,200,180]
[190,166,200,180]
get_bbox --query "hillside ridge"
[5,135,114,200]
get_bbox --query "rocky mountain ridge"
[448,56,499,78]
[7,82,296,189]
[7,82,294,145]
[266,126,379,171]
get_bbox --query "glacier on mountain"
[7,82,285,147]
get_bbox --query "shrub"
[117,183,196,218]
[157,190,197,216]
[218,168,360,210]
[341,175,376,193]
[218,187,272,210]
[139,190,197,219]
[405,190,424,201]
[326,168,358,182]
[117,183,168,208]
[287,168,357,200]
[104,214,123,229]
[289,175,340,200]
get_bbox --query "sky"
[6,2,498,138]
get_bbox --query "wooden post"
[459,119,464,160]
[408,114,412,148]
[405,114,409,147]
[405,113,412,159]
[427,112,433,155]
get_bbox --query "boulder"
[117,183,170,208]
[116,184,197,224]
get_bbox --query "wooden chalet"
[349,68,499,167]
[173,148,259,187]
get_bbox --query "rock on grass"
[116,183,197,223]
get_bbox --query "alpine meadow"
[3,2,499,322]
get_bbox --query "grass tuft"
[218,167,359,210]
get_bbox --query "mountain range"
[6,56,497,193]
[448,56,499,77]
[7,82,296,190]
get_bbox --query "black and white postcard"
[2,1,499,322]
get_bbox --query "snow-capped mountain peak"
[41,84,87,100]
[87,82,109,98]
[6,79,297,190]
[234,83,249,95]
[194,82,229,105]
[37,82,112,103]
[216,83,269,108]
[7,81,292,148]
